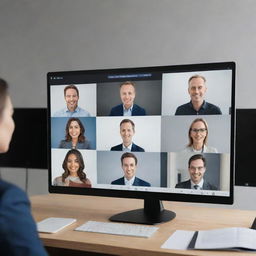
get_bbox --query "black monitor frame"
[47,62,235,223]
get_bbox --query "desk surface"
[31,194,256,256]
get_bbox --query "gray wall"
[0,0,256,208]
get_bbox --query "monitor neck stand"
[109,198,176,225]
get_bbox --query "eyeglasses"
[189,166,205,171]
[190,128,207,133]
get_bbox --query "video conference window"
[49,65,234,197]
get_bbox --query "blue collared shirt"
[123,105,133,116]
[53,106,91,117]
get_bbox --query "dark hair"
[188,154,206,167]
[121,152,138,165]
[0,78,9,118]
[120,81,136,89]
[62,149,87,183]
[120,119,135,130]
[64,84,79,97]
[65,118,85,142]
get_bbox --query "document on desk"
[194,227,256,250]
[161,227,256,251]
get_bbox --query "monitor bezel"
[47,61,235,205]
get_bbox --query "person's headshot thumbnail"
[111,152,151,186]
[175,75,222,115]
[111,119,145,152]
[59,117,91,149]
[53,149,92,187]
[182,118,217,153]
[175,154,217,190]
[109,81,146,116]
[53,84,91,117]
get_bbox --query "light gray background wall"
[0,0,256,209]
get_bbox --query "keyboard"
[75,220,159,238]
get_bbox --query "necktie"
[194,185,199,190]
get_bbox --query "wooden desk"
[31,194,256,256]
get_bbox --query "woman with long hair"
[54,149,91,187]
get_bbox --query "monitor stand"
[109,198,176,225]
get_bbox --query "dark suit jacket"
[111,176,151,187]
[109,104,146,116]
[110,143,145,152]
[175,179,217,190]
[0,180,47,256]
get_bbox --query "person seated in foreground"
[0,78,47,255]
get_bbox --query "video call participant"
[59,117,91,149]
[0,79,47,255]
[111,119,145,152]
[53,149,91,187]
[109,81,146,116]
[111,152,151,186]
[175,75,222,115]
[182,118,217,153]
[53,84,91,117]
[175,154,217,190]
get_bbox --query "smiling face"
[65,88,79,111]
[67,153,80,176]
[120,121,134,146]
[120,83,136,109]
[190,120,207,146]
[69,120,81,140]
[188,159,206,184]
[188,77,207,105]
[0,96,15,153]
[122,157,137,180]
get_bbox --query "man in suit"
[175,154,217,190]
[111,152,151,187]
[109,81,146,116]
[175,75,222,115]
[111,119,145,152]
[0,79,47,255]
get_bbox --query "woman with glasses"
[183,118,217,153]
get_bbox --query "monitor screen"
[48,62,235,224]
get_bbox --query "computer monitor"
[47,62,235,224]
